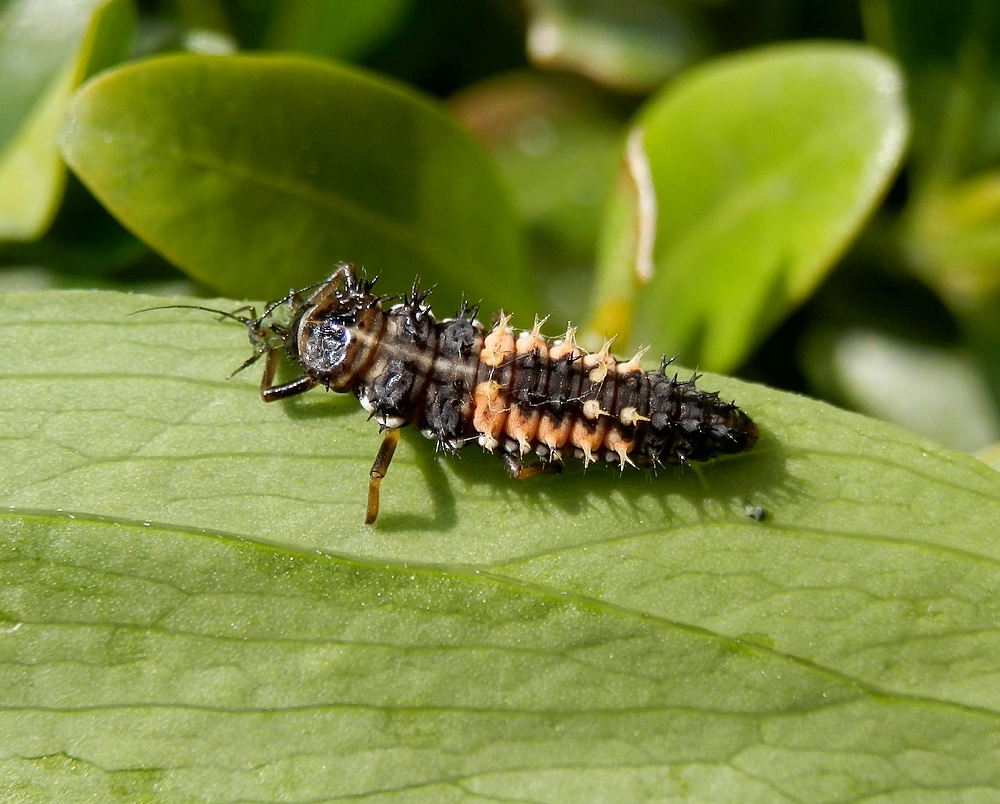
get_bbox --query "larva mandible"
[166,264,757,523]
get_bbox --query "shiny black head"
[291,265,383,390]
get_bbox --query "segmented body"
[220,265,756,521]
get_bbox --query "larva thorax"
[262,266,757,477]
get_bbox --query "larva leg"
[499,450,562,480]
[259,348,316,402]
[367,428,400,525]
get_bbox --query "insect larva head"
[296,312,355,383]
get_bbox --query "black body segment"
[419,314,485,449]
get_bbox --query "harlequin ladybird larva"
[162,264,757,523]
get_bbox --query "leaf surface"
[591,43,909,371]
[263,0,411,60]
[59,54,530,315]
[3,289,1000,802]
[524,0,709,92]
[0,0,134,240]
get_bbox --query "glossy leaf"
[591,43,909,372]
[3,289,1000,800]
[0,0,134,241]
[59,53,530,314]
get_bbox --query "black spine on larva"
[418,313,485,449]
[635,370,757,464]
[360,288,438,424]
[546,355,586,411]
[510,351,549,407]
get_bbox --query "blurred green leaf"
[454,73,621,260]
[904,170,1000,301]
[0,55,78,240]
[264,0,411,61]
[59,53,530,314]
[0,0,134,241]
[524,0,710,92]
[864,0,1000,187]
[870,3,1000,417]
[979,440,1000,470]
[0,0,105,151]
[4,289,1000,800]
[799,325,1000,452]
[868,0,1000,303]
[0,172,151,276]
[451,72,622,321]
[590,43,908,372]
[867,3,1000,414]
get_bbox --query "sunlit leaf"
[590,43,908,372]
[3,288,1000,800]
[0,0,134,241]
[59,53,530,314]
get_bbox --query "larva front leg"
[366,428,400,524]
[259,348,316,402]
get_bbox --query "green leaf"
[263,0,412,61]
[590,43,909,372]
[454,73,622,261]
[799,324,1000,452]
[451,72,623,322]
[4,288,1000,800]
[58,53,531,315]
[524,0,710,92]
[864,0,1000,188]
[874,3,1000,307]
[0,0,102,152]
[0,0,134,241]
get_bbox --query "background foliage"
[3,0,1000,801]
